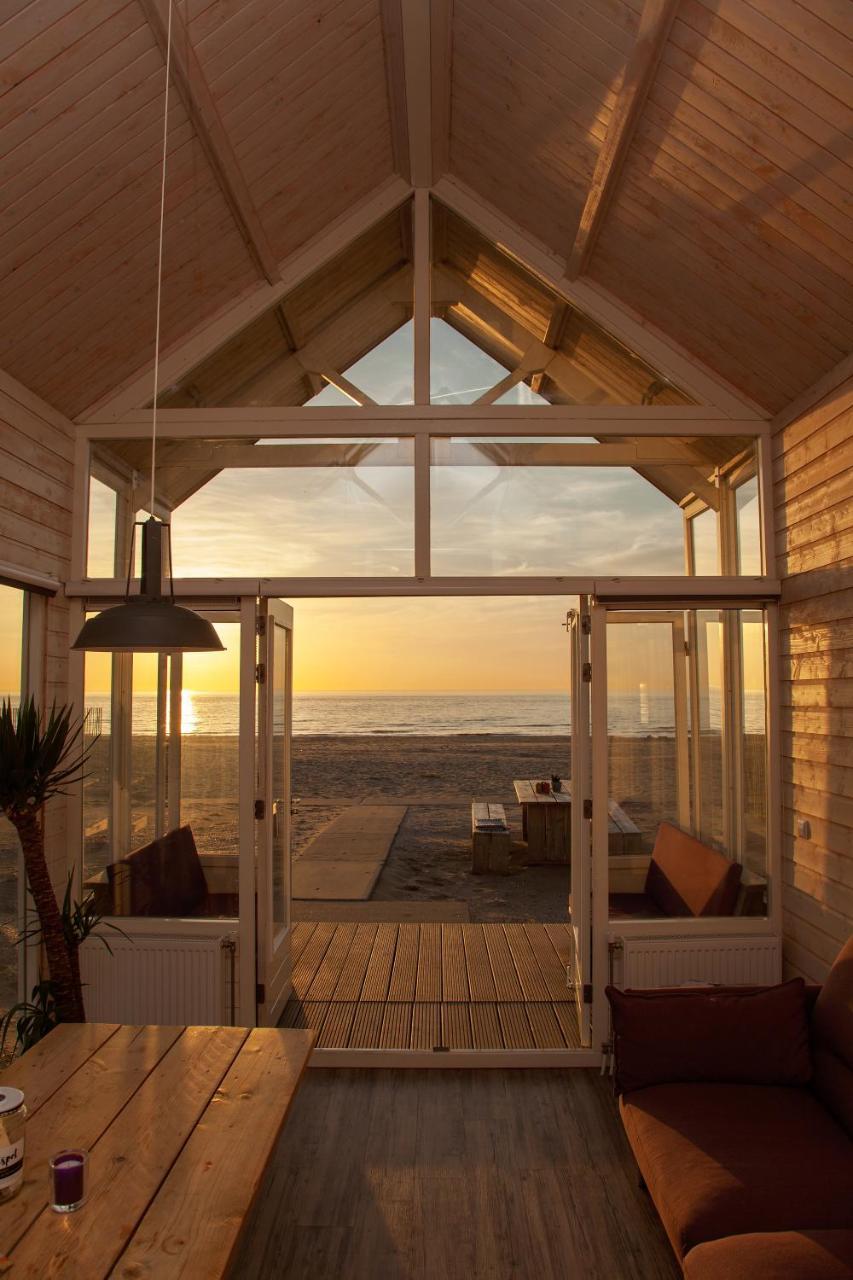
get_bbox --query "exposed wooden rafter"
[432,176,767,420]
[567,0,680,280]
[138,0,281,284]
[384,0,453,188]
[78,177,412,421]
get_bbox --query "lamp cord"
[150,0,174,517]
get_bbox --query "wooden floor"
[231,1069,680,1280]
[280,922,581,1051]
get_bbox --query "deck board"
[282,924,580,1051]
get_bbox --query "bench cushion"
[684,1231,853,1280]
[645,822,742,917]
[620,1082,853,1259]
[607,980,812,1093]
[109,825,208,916]
[812,934,853,1139]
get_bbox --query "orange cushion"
[813,935,853,1139]
[607,980,811,1093]
[645,821,741,917]
[684,1231,853,1280]
[620,1083,853,1259]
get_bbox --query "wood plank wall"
[774,376,853,981]
[0,371,75,890]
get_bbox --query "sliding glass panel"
[606,607,768,922]
[0,586,24,1014]
[82,617,244,919]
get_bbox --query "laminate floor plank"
[232,1070,681,1280]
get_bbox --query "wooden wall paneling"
[0,371,76,897]
[774,377,853,981]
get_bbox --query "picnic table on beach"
[513,779,643,863]
[0,1022,313,1278]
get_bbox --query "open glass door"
[568,602,592,1046]
[255,599,294,1026]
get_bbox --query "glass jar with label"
[0,1087,26,1200]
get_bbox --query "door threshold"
[309,1047,602,1069]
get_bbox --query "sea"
[67,690,766,737]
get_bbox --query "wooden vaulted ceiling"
[0,0,851,420]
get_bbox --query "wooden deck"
[231,1069,680,1280]
[281,922,581,1051]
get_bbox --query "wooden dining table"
[0,1021,313,1278]
[513,779,572,863]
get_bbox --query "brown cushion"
[620,1083,853,1259]
[645,821,742,917]
[607,980,812,1093]
[684,1230,853,1280]
[812,935,853,1139]
[110,826,207,917]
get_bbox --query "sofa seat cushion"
[608,892,665,919]
[684,1231,853,1280]
[620,1082,853,1259]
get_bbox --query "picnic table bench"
[471,801,511,874]
[513,780,643,863]
[0,1022,313,1277]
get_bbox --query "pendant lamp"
[71,518,223,653]
[72,1,222,654]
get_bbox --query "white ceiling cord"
[149,0,174,517]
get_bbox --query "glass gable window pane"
[431,438,703,576]
[736,476,762,573]
[87,478,117,577]
[691,508,718,574]
[166,437,414,577]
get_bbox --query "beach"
[81,731,695,924]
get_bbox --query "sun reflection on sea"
[181,688,199,734]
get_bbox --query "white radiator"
[80,927,237,1025]
[614,934,782,989]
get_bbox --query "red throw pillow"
[606,979,812,1094]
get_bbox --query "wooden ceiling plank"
[137,0,280,284]
[379,0,411,181]
[77,175,412,421]
[432,176,767,418]
[567,0,680,279]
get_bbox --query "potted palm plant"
[0,697,96,1027]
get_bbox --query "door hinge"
[254,798,265,821]
[581,614,591,635]
[256,616,266,636]
[256,983,266,1005]
[583,798,593,820]
[684,640,690,656]
[583,983,593,1004]
[255,662,266,684]
[582,662,592,683]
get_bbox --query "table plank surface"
[0,1024,314,1279]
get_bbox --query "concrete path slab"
[292,860,383,901]
[293,805,407,901]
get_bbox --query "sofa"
[85,825,239,918]
[608,821,744,919]
[607,934,853,1279]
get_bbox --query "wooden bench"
[0,1022,313,1277]
[471,802,511,875]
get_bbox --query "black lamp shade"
[71,517,224,653]
[71,598,224,653]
